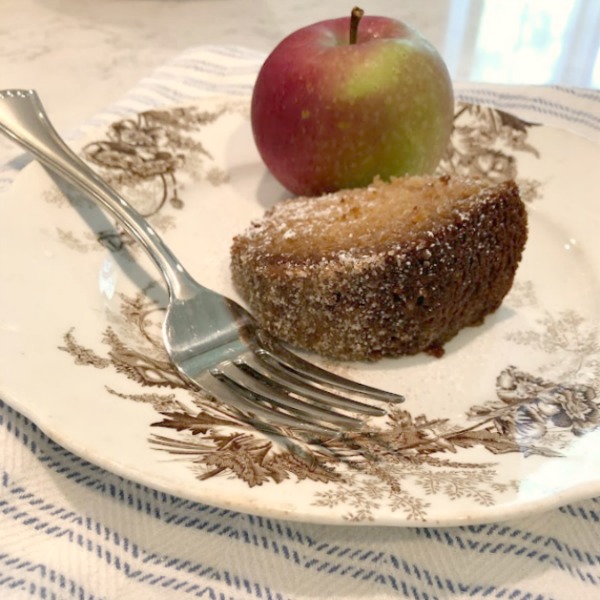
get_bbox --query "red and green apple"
[251,8,454,196]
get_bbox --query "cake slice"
[231,175,527,361]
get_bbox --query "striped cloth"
[1,46,600,600]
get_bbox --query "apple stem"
[349,6,364,45]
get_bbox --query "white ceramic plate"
[1,96,600,527]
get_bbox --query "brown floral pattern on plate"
[47,101,247,253]
[54,100,600,523]
[437,102,541,201]
[58,289,600,522]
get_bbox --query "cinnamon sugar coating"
[231,176,527,361]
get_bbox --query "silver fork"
[0,89,404,436]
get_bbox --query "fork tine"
[211,364,365,431]
[196,370,350,436]
[193,376,336,462]
[254,339,405,405]
[240,353,386,417]
[220,359,367,427]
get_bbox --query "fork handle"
[0,89,197,300]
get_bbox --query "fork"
[0,89,404,436]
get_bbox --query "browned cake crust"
[231,175,527,361]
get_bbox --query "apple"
[251,7,454,196]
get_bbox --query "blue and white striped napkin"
[1,46,600,600]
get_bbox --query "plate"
[1,96,600,527]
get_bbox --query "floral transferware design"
[437,103,541,201]
[58,288,600,522]
[47,101,247,253]
[49,99,600,522]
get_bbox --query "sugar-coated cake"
[231,175,527,361]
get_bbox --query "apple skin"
[251,14,454,196]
